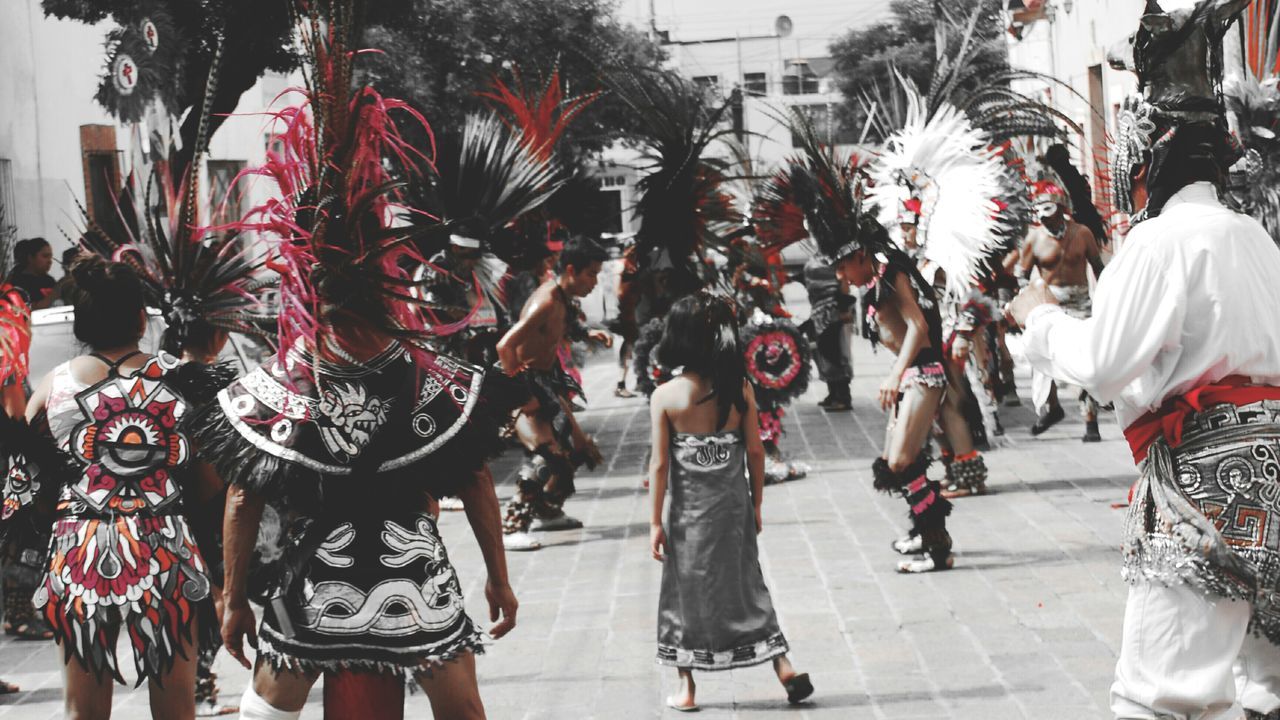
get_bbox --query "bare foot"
[667,670,696,711]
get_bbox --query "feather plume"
[219,0,453,367]
[606,70,742,275]
[868,84,1020,296]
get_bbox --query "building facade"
[0,0,293,266]
[1004,0,1144,214]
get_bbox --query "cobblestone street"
[0,335,1139,719]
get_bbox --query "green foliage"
[360,0,665,164]
[828,0,1007,141]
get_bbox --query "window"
[0,159,14,235]
[692,75,720,95]
[789,104,858,147]
[782,73,820,96]
[207,160,247,222]
[85,151,124,238]
[597,189,624,235]
[744,72,767,96]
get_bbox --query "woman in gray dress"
[648,294,813,711]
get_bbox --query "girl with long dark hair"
[25,256,228,719]
[647,294,812,711]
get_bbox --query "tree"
[359,0,665,165]
[43,0,297,184]
[828,0,1006,142]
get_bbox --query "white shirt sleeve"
[1021,240,1186,402]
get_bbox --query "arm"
[221,484,264,669]
[648,389,671,561]
[1017,239,1036,279]
[187,461,227,614]
[879,273,931,411]
[742,383,766,533]
[23,371,52,424]
[1018,239,1183,402]
[495,296,552,375]
[456,466,519,639]
[1082,226,1106,278]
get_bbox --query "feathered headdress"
[81,31,275,356]
[0,203,30,386]
[96,0,186,123]
[867,84,1025,295]
[79,162,276,355]
[477,70,600,263]
[607,70,742,277]
[776,107,887,263]
[1107,0,1250,219]
[225,1,451,364]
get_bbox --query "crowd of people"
[0,0,1277,718]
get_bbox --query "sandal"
[896,553,955,573]
[14,621,53,641]
[891,533,923,555]
[784,673,814,704]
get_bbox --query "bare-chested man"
[497,236,611,551]
[902,204,991,500]
[1017,181,1106,441]
[837,243,955,573]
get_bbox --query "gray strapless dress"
[656,430,788,670]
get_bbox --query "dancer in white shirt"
[1008,1,1280,716]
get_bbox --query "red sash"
[1123,375,1280,464]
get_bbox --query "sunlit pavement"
[0,333,1135,719]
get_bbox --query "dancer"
[25,256,229,718]
[498,236,609,550]
[1017,180,1106,441]
[648,294,812,711]
[803,254,853,412]
[901,201,991,498]
[197,13,524,717]
[1010,1,1280,715]
[0,274,35,696]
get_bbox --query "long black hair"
[656,294,746,429]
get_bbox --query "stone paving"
[0,335,1139,719]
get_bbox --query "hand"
[222,601,258,670]
[878,373,902,411]
[754,505,763,535]
[951,336,971,363]
[485,578,518,639]
[650,523,666,562]
[1005,283,1057,329]
[588,330,613,348]
[503,358,533,377]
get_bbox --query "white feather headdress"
[869,84,1015,298]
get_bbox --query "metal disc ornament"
[141,19,160,54]
[112,54,139,95]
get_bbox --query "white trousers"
[1112,582,1280,719]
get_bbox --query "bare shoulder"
[1069,220,1099,249]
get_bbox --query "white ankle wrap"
[239,686,302,720]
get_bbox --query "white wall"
[0,1,116,254]
[1005,0,1143,185]
[0,0,296,266]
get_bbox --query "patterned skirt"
[258,509,484,680]
[35,512,213,684]
[1124,399,1280,644]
